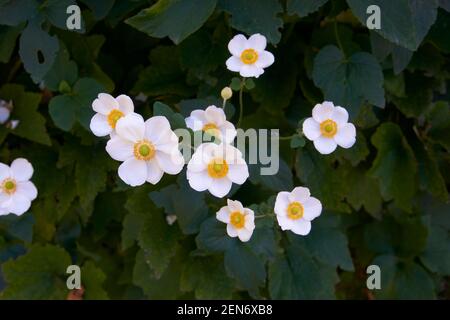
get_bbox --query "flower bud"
[221,87,233,100]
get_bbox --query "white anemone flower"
[274,187,322,236]
[185,105,237,144]
[0,158,38,216]
[302,101,356,155]
[226,33,275,78]
[216,199,255,242]
[106,113,184,187]
[90,93,135,137]
[187,143,249,198]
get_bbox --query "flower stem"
[273,135,295,141]
[334,20,346,58]
[255,213,275,219]
[222,98,226,110]
[237,78,246,127]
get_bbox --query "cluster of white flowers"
[87,33,357,243]
[0,158,37,216]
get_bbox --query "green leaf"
[150,177,208,235]
[126,0,217,44]
[426,101,450,151]
[196,217,235,253]
[0,0,37,26]
[420,223,450,275]
[180,256,234,299]
[287,0,329,17]
[18,20,59,82]
[49,77,105,131]
[392,73,433,118]
[369,123,417,212]
[313,45,385,116]
[347,0,439,51]
[344,167,382,217]
[43,43,78,92]
[219,0,283,44]
[249,157,294,192]
[0,84,51,145]
[373,254,436,299]
[0,25,22,63]
[0,212,34,243]
[126,187,181,278]
[269,242,339,299]
[1,244,71,299]
[290,134,306,149]
[81,261,108,299]
[40,0,76,29]
[152,101,187,130]
[80,0,115,20]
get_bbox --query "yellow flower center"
[133,140,156,161]
[230,211,245,229]
[287,201,304,220]
[207,158,228,178]
[2,178,16,195]
[107,109,124,128]
[320,119,338,138]
[240,49,258,64]
[202,123,220,137]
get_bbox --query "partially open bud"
[221,87,233,100]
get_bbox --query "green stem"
[237,78,246,127]
[222,98,226,110]
[334,20,345,57]
[273,135,295,141]
[254,213,275,219]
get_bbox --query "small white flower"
[226,33,275,78]
[274,187,322,236]
[0,158,38,216]
[187,143,249,198]
[302,101,356,155]
[106,113,184,187]
[216,199,255,242]
[185,105,237,144]
[90,93,135,137]
[166,214,177,225]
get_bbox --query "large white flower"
[106,113,184,187]
[185,105,237,144]
[302,101,356,155]
[187,143,248,198]
[274,187,322,236]
[0,158,38,216]
[90,93,135,137]
[226,33,274,78]
[216,199,255,242]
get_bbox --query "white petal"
[146,160,164,184]
[302,197,322,221]
[155,151,184,175]
[185,116,204,131]
[227,199,244,212]
[226,224,238,237]
[239,65,264,78]
[228,34,248,56]
[216,207,230,223]
[0,107,10,124]
[220,121,237,144]
[144,116,172,144]
[0,163,11,181]
[187,170,212,191]
[312,101,334,122]
[5,193,31,215]
[237,228,253,242]
[90,113,112,137]
[274,191,290,216]
[92,98,113,115]
[255,51,274,68]
[116,94,134,114]
[0,206,9,216]
[227,162,249,185]
[118,158,147,187]
[289,187,310,203]
[330,106,349,125]
[302,118,321,141]
[209,178,232,198]
[313,136,337,154]
[204,105,226,126]
[106,136,134,161]
[244,209,255,230]
[247,33,267,52]
[10,158,33,182]
[16,181,37,201]
[226,56,243,72]
[291,219,312,236]
[115,113,145,142]
[98,93,119,110]
[334,123,356,149]
[276,215,294,230]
